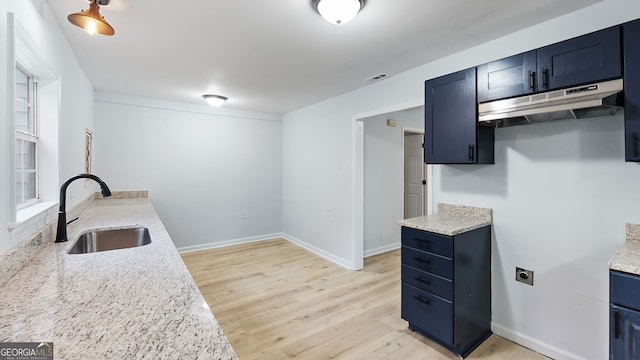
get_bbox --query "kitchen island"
[0,194,237,359]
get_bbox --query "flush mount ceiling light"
[311,0,365,25]
[68,0,115,36]
[202,95,228,107]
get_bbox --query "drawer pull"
[414,296,431,306]
[414,277,431,286]
[416,238,431,244]
[614,310,620,339]
[414,257,431,265]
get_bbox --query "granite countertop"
[399,203,493,236]
[609,223,640,276]
[0,196,237,359]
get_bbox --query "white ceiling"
[45,0,602,114]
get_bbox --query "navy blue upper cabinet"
[477,27,622,103]
[624,19,640,162]
[429,25,623,164]
[477,50,537,102]
[538,26,621,91]
[425,68,494,164]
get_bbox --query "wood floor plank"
[182,239,549,360]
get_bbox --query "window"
[15,66,38,208]
[6,16,60,245]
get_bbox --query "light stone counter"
[399,203,492,236]
[0,196,237,359]
[609,223,640,276]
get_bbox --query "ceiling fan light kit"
[68,0,115,36]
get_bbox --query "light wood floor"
[181,239,549,360]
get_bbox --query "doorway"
[403,130,426,219]
[352,101,433,270]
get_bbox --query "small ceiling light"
[202,95,228,107]
[312,0,365,25]
[68,0,115,36]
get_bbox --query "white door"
[404,133,424,219]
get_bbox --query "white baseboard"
[177,233,283,253]
[280,233,354,270]
[492,323,586,360]
[178,232,356,270]
[364,242,400,258]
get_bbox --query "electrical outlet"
[516,267,534,286]
[241,210,248,219]
[380,232,385,242]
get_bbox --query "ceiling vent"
[366,74,387,82]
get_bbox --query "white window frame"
[15,66,39,209]
[7,15,60,230]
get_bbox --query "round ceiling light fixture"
[67,0,115,36]
[312,0,365,25]
[202,95,228,107]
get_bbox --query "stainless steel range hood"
[478,78,624,128]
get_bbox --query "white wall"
[94,92,283,250]
[0,0,95,252]
[363,107,423,255]
[0,2,9,251]
[281,0,640,358]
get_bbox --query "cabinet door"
[425,68,478,164]
[624,20,640,162]
[477,50,537,102]
[537,26,621,91]
[611,304,640,360]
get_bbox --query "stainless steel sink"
[68,227,151,254]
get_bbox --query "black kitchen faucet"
[55,174,112,243]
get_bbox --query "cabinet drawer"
[611,271,640,310]
[402,246,453,279]
[401,283,453,345]
[402,264,453,300]
[401,227,453,258]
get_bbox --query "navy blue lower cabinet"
[401,226,491,358]
[610,304,640,360]
[610,270,640,359]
